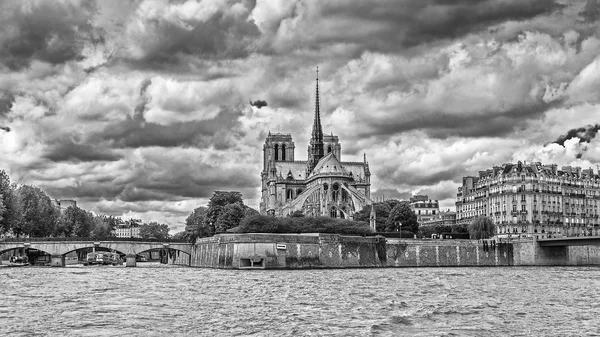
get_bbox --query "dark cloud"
[275,0,564,55]
[0,1,103,69]
[96,107,243,150]
[122,0,260,66]
[360,102,558,140]
[553,124,600,146]
[0,126,11,132]
[42,160,257,204]
[43,139,121,163]
[581,0,600,23]
[250,100,267,109]
[0,91,15,114]
[133,78,152,121]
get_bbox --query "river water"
[1,264,599,336]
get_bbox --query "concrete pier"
[125,254,136,267]
[50,255,65,267]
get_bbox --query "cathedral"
[259,70,373,219]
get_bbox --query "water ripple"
[0,265,599,335]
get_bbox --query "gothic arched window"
[281,144,286,161]
[274,144,279,161]
[328,145,332,154]
[330,207,337,218]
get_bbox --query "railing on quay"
[0,237,189,243]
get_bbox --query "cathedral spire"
[308,66,324,173]
[311,67,323,141]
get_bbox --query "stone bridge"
[0,240,193,267]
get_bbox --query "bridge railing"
[0,237,189,243]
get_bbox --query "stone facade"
[456,161,600,239]
[260,70,372,218]
[421,210,457,228]
[409,195,440,224]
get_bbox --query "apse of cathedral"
[259,69,372,219]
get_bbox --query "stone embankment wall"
[166,233,600,269]
[168,233,513,268]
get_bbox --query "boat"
[84,252,123,266]
[8,256,30,267]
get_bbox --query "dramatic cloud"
[0,0,103,69]
[554,124,600,146]
[1,0,599,232]
[250,100,267,109]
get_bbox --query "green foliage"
[237,215,371,235]
[289,210,305,218]
[184,206,210,242]
[386,203,419,234]
[0,196,5,223]
[354,202,392,231]
[0,170,20,234]
[89,216,113,239]
[63,205,95,237]
[171,231,187,240]
[206,191,244,229]
[14,185,59,237]
[468,216,496,240]
[139,221,170,240]
[215,203,246,232]
[205,191,246,233]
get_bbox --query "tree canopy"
[386,203,419,234]
[139,222,170,240]
[468,216,496,240]
[184,206,210,242]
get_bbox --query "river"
[1,264,599,336]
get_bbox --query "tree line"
[0,170,171,240]
[181,191,422,242]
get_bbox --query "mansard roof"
[311,152,347,175]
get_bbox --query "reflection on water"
[1,264,599,336]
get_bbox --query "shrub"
[236,215,371,235]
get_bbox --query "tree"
[0,196,5,223]
[386,203,419,234]
[205,191,244,232]
[214,203,246,232]
[139,222,170,240]
[184,206,210,242]
[63,205,95,237]
[171,231,186,240]
[289,210,305,218]
[90,216,113,239]
[14,185,59,237]
[0,170,20,235]
[469,216,496,240]
[354,202,392,231]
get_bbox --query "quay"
[167,233,600,269]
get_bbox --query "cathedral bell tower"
[307,67,324,174]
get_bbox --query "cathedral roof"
[311,152,348,175]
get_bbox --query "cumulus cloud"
[0,0,103,69]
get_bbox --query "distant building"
[259,70,372,218]
[113,219,142,238]
[421,210,457,227]
[53,199,77,212]
[456,161,600,239]
[409,195,439,224]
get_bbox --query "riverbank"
[166,233,600,269]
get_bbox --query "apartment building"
[456,161,600,239]
[409,195,440,224]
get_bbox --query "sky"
[1,0,600,233]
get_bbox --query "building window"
[274,144,279,161]
[281,144,286,161]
